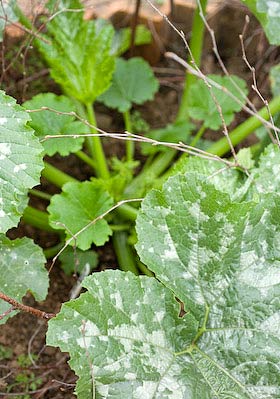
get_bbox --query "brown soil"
[1,3,280,397]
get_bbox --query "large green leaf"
[48,181,113,250]
[188,75,248,130]
[242,0,280,45]
[171,156,245,199]
[136,173,280,397]
[38,0,115,104]
[24,93,86,156]
[99,57,159,113]
[137,173,253,321]
[247,144,280,197]
[0,235,48,324]
[47,171,280,397]
[47,270,199,399]
[0,90,43,233]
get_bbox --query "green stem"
[86,102,110,179]
[112,231,139,275]
[116,204,139,222]
[76,150,96,170]
[109,224,130,231]
[207,95,280,156]
[123,110,134,162]
[29,189,52,201]
[42,162,77,188]
[189,124,206,148]
[125,150,176,198]
[136,259,154,277]
[176,0,208,122]
[22,206,55,232]
[43,242,65,259]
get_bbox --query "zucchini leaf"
[188,75,248,130]
[48,181,113,250]
[0,0,17,42]
[24,93,87,156]
[0,235,48,324]
[0,90,43,233]
[38,0,115,104]
[242,0,280,45]
[112,25,152,56]
[99,57,159,113]
[47,170,280,398]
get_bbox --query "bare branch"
[0,292,55,320]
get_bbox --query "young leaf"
[111,25,152,56]
[24,93,86,156]
[141,120,194,155]
[236,147,255,170]
[0,235,48,324]
[99,57,159,112]
[242,0,280,45]
[48,181,113,250]
[188,75,248,130]
[47,270,199,399]
[59,247,98,276]
[0,90,43,233]
[38,0,115,104]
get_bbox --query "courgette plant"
[1,0,280,397]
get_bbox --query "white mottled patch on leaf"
[0,142,11,158]
[13,163,27,173]
[110,291,123,311]
[0,117,7,125]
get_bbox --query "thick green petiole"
[116,204,138,221]
[125,150,176,198]
[86,103,110,179]
[22,206,54,232]
[29,189,52,201]
[189,123,206,148]
[42,162,77,187]
[43,242,65,259]
[123,110,134,162]
[207,95,280,156]
[176,0,208,122]
[75,150,96,170]
[112,231,139,275]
